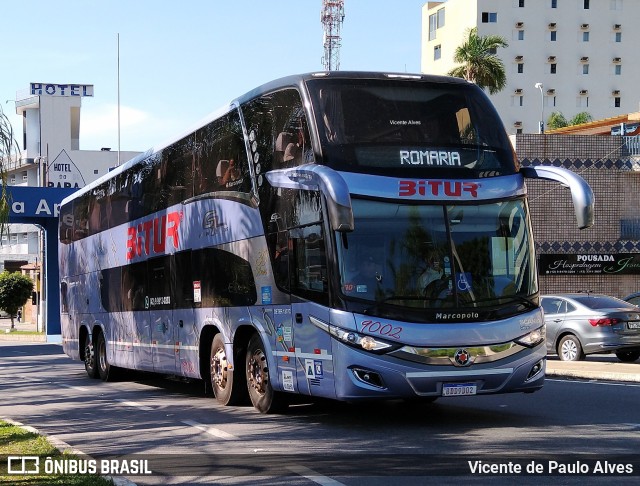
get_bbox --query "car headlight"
[514,325,546,348]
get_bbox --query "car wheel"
[558,335,584,361]
[615,348,640,363]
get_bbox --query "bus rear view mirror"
[265,164,355,232]
[521,166,594,229]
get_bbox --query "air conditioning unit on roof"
[514,88,523,94]
[580,56,589,62]
[515,21,524,28]
[548,22,556,29]
[515,55,524,61]
[613,24,621,30]
[579,89,589,95]
[548,56,556,62]
[613,57,622,63]
[546,89,556,95]
[581,23,589,29]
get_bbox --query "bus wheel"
[210,333,243,405]
[96,332,118,381]
[84,332,99,379]
[246,333,288,414]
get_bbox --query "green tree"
[546,111,593,130]
[448,27,509,95]
[0,104,20,235]
[0,271,34,330]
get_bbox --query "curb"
[0,333,46,342]
[1,417,137,486]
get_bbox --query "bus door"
[172,251,199,377]
[287,224,336,399]
[147,256,177,374]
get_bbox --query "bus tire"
[84,332,99,379]
[96,332,119,381]
[210,333,244,406]
[246,333,288,414]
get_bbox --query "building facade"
[2,82,141,325]
[422,0,640,136]
[517,133,640,299]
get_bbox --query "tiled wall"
[517,134,640,299]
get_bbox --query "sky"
[1,0,429,153]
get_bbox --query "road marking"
[182,419,237,440]
[59,383,90,392]
[115,399,154,411]
[287,465,345,485]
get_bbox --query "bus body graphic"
[59,71,594,413]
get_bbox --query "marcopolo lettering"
[400,150,462,166]
[399,180,479,198]
[30,83,94,97]
[126,211,181,260]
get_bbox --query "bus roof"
[61,71,474,207]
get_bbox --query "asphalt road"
[1,341,640,485]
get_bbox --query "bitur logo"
[398,180,479,198]
[126,211,181,260]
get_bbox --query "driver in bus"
[419,252,445,295]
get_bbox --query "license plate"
[442,383,477,397]
[628,322,640,330]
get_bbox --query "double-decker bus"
[59,72,594,413]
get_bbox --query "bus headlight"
[514,326,546,348]
[329,326,400,353]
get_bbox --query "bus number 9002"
[359,320,402,340]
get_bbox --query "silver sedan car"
[541,293,640,362]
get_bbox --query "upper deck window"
[306,78,518,178]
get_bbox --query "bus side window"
[267,231,290,291]
[289,223,328,305]
[122,261,147,312]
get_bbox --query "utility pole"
[321,0,345,71]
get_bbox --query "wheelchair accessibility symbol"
[456,273,472,292]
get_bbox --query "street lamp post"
[535,82,544,134]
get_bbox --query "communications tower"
[321,0,345,71]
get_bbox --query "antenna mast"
[321,0,345,71]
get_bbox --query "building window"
[583,64,589,74]
[583,31,589,42]
[615,97,621,107]
[615,64,622,75]
[551,31,557,41]
[428,8,445,40]
[519,0,525,6]
[94,169,99,174]
[615,32,622,42]
[481,12,498,23]
[517,63,524,73]
[584,0,590,9]
[551,0,557,7]
[550,63,557,74]
[434,44,441,60]
[518,30,524,40]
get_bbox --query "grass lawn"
[0,420,114,485]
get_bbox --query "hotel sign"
[539,253,640,275]
[30,83,93,97]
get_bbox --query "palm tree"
[448,27,509,95]
[0,104,20,235]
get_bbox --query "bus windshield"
[307,77,518,178]
[336,198,538,320]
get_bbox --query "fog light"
[525,359,545,381]
[352,368,385,388]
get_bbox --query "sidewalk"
[0,317,46,342]
[546,355,640,383]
